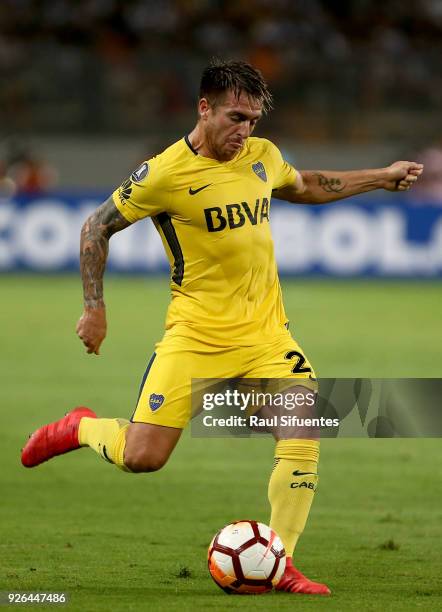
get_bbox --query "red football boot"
[276,557,331,595]
[21,407,97,468]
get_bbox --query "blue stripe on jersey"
[154,213,185,285]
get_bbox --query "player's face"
[202,90,263,161]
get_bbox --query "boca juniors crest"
[149,393,164,411]
[252,161,267,182]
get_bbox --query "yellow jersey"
[112,136,298,346]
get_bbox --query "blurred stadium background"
[1,0,442,275]
[1,2,441,610]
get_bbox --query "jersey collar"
[184,135,198,155]
[183,135,248,164]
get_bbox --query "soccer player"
[21,60,423,596]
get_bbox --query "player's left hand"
[383,161,424,191]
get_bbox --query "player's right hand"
[76,307,107,355]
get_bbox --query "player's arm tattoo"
[280,169,385,204]
[80,197,131,308]
[312,173,346,193]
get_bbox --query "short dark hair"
[199,59,273,113]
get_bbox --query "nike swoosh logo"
[102,445,114,464]
[292,470,317,476]
[189,184,211,195]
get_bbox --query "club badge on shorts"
[252,161,267,182]
[149,393,164,411]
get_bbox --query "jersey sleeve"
[266,140,299,190]
[112,157,169,223]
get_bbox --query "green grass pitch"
[1,275,441,611]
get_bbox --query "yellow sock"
[78,417,131,472]
[268,439,319,557]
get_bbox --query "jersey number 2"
[284,350,312,374]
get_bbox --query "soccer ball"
[208,520,286,594]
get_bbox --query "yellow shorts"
[131,332,315,429]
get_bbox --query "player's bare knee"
[124,422,182,472]
[124,447,168,473]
